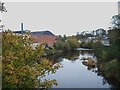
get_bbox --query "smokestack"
[21,23,23,35]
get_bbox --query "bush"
[63,41,71,51]
[67,38,80,50]
[54,38,80,51]
[43,47,56,56]
[82,42,92,48]
[53,41,64,50]
[98,60,120,82]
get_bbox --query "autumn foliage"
[2,30,61,88]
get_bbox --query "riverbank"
[41,47,86,57]
[97,60,120,88]
[78,34,120,85]
[43,50,113,88]
[43,48,120,88]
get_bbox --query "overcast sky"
[2,2,118,36]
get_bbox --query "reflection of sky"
[79,52,95,60]
[44,54,111,88]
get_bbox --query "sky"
[2,1,118,36]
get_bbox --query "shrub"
[63,41,71,51]
[82,42,92,48]
[67,38,80,50]
[54,38,80,51]
[104,60,119,81]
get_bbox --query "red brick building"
[31,31,57,47]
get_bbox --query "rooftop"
[31,31,55,36]
[13,30,55,36]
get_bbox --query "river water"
[43,49,113,88]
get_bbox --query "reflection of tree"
[62,51,80,61]
[87,65,95,71]
[82,61,96,71]
[110,14,120,29]
[101,76,119,88]
[102,78,108,85]
[46,51,80,64]
[47,54,64,64]
[80,50,94,55]
[80,50,96,71]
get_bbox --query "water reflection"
[44,50,116,88]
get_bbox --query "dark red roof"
[31,31,57,46]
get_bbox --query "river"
[42,49,116,88]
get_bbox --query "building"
[100,37,110,46]
[13,30,58,47]
[13,23,30,35]
[13,23,58,47]
[31,31,58,47]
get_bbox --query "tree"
[110,14,120,29]
[0,2,7,12]
[67,38,80,50]
[63,34,67,40]
[0,2,7,31]
[2,30,61,88]
[96,28,106,37]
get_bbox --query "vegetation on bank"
[97,28,120,84]
[41,35,80,57]
[53,36,80,52]
[78,28,120,82]
[79,28,120,83]
[98,60,120,85]
[79,28,120,60]
[75,14,120,84]
[2,30,62,88]
[43,47,57,56]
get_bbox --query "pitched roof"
[13,30,55,36]
[31,31,55,36]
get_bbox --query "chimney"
[21,23,23,35]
